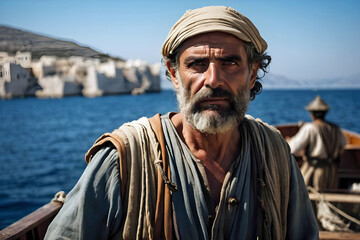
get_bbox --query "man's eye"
[223,60,236,65]
[188,60,206,67]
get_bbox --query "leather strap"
[149,114,173,240]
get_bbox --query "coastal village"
[0,51,161,99]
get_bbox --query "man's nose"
[204,63,224,89]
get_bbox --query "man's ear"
[166,61,180,89]
[249,63,260,89]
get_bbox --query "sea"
[0,89,359,230]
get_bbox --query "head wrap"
[161,6,268,59]
[305,95,331,111]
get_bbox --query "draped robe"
[45,113,318,240]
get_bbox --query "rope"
[153,142,178,192]
[52,191,66,203]
[308,186,360,226]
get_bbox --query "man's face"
[168,32,258,134]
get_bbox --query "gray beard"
[175,72,250,134]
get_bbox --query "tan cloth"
[161,6,268,58]
[244,116,291,239]
[300,161,337,190]
[85,114,173,239]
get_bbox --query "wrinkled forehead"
[178,32,246,57]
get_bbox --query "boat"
[275,123,360,189]
[276,123,360,239]
[1,124,359,240]
[0,192,65,240]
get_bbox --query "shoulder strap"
[315,122,339,159]
[85,133,128,200]
[148,114,174,240]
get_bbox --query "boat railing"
[0,192,65,240]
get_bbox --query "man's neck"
[170,112,241,206]
[313,119,325,125]
[170,112,240,170]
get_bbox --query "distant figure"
[288,95,347,190]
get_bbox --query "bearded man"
[45,6,319,240]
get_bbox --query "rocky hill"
[261,73,360,89]
[0,25,121,62]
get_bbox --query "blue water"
[0,89,359,229]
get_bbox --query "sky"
[1,0,359,81]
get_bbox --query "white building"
[0,51,161,99]
[14,51,32,68]
[0,61,31,99]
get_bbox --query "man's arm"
[288,124,312,155]
[286,155,319,240]
[44,146,123,240]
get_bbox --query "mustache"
[192,87,235,103]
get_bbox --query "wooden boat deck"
[319,231,360,240]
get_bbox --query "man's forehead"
[179,32,246,57]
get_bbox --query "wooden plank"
[309,192,360,204]
[275,123,300,138]
[319,231,360,240]
[0,201,62,240]
[342,129,360,146]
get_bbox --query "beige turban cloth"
[161,6,268,59]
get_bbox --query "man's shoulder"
[244,115,292,172]
[244,114,282,136]
[325,120,341,130]
[85,114,163,163]
[301,122,317,130]
[118,112,172,128]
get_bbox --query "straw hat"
[305,95,330,111]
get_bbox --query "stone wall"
[0,62,30,98]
